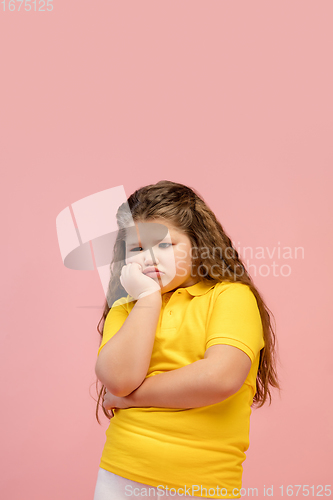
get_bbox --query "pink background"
[1,1,332,499]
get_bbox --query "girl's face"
[124,218,199,294]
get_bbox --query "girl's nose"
[143,250,159,266]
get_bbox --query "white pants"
[93,467,209,499]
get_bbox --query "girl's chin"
[150,275,172,287]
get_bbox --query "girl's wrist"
[137,290,162,304]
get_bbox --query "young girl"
[93,180,280,500]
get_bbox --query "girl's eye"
[130,243,172,252]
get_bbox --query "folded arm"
[110,344,252,410]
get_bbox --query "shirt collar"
[182,280,217,296]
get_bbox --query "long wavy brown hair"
[94,180,281,424]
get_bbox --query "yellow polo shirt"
[97,280,265,499]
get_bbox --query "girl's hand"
[120,262,161,300]
[102,389,133,416]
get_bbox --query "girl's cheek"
[164,253,177,276]
[125,255,135,265]
[126,254,144,266]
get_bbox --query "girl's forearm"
[125,359,232,409]
[95,292,162,397]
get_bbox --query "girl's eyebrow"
[126,235,173,247]
[126,241,142,247]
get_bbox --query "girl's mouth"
[143,266,163,275]
[144,270,164,277]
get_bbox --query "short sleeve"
[206,283,265,363]
[97,297,130,357]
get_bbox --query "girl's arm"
[106,345,252,409]
[95,291,162,398]
[129,358,228,408]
